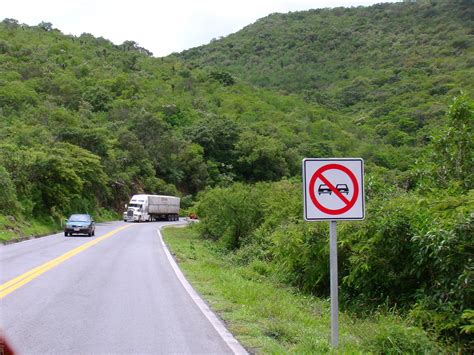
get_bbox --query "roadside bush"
[196,179,472,349]
[362,319,439,354]
[342,195,428,306]
[196,183,268,249]
[0,165,20,215]
[271,222,330,294]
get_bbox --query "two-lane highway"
[0,221,246,354]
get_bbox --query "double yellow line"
[0,224,132,299]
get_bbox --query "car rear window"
[69,214,91,222]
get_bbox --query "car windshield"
[336,184,348,188]
[68,214,91,222]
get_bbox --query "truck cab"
[125,195,150,222]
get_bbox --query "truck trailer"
[124,194,180,222]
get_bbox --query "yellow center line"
[0,224,133,299]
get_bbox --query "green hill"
[179,0,473,148]
[0,18,380,229]
[0,4,472,350]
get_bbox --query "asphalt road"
[0,220,244,354]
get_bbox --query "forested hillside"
[179,1,473,350]
[0,1,472,350]
[0,18,381,235]
[180,0,473,150]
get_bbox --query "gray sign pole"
[329,220,339,347]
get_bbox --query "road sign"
[302,158,365,348]
[303,158,364,221]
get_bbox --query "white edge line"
[157,227,248,355]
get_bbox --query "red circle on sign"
[308,164,359,215]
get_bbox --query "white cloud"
[1,0,399,56]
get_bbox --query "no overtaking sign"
[302,158,365,348]
[303,158,365,221]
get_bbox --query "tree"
[185,116,241,165]
[38,21,53,31]
[432,94,473,190]
[235,132,289,182]
[0,165,19,215]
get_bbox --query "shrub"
[196,183,268,249]
[0,165,20,215]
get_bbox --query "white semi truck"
[124,194,180,222]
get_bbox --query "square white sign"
[303,158,365,221]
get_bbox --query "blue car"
[64,214,95,237]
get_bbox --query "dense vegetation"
[180,1,474,350]
[0,0,472,350]
[191,92,473,350]
[0,18,367,236]
[180,0,473,156]
[164,227,440,353]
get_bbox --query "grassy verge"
[0,215,58,242]
[163,225,441,354]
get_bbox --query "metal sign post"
[329,220,338,347]
[302,158,365,348]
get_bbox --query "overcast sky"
[2,0,399,57]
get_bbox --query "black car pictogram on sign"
[336,184,349,194]
[318,184,332,195]
[319,184,350,195]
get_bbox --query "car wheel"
[64,232,68,237]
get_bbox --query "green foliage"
[184,115,240,166]
[164,226,440,353]
[461,309,474,335]
[0,8,471,350]
[2,20,358,224]
[196,183,267,249]
[209,71,235,86]
[180,1,473,151]
[431,94,473,190]
[361,318,438,354]
[0,81,38,109]
[195,178,473,350]
[0,165,19,215]
[235,131,290,181]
